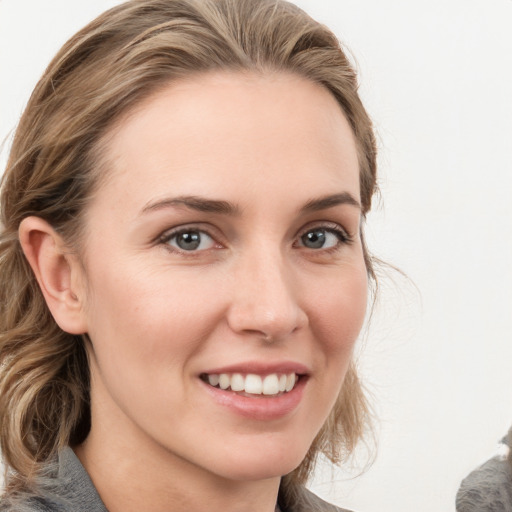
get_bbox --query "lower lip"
[200,377,307,421]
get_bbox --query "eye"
[298,227,348,250]
[164,229,216,252]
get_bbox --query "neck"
[75,411,281,512]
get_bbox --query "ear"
[19,216,88,335]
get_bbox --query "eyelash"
[157,222,353,255]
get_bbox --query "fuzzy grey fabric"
[285,488,353,512]
[0,448,107,512]
[456,433,512,512]
[1,448,351,512]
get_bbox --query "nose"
[226,250,308,342]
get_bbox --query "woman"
[0,0,378,510]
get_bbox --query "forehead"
[95,71,360,214]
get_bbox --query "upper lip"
[201,361,310,376]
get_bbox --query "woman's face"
[78,72,367,482]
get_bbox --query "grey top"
[456,431,512,512]
[1,447,351,512]
[0,448,107,512]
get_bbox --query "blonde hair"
[0,0,377,502]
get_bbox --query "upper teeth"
[206,373,297,395]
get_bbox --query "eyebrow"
[141,195,241,216]
[141,191,360,217]
[300,192,361,213]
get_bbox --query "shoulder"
[0,482,77,512]
[0,465,64,512]
[0,494,61,512]
[283,487,354,512]
[1,447,107,512]
[456,437,512,512]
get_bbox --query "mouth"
[200,372,300,397]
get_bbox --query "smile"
[201,372,299,396]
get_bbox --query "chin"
[209,443,308,482]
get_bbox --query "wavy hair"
[0,0,378,504]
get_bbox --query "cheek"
[310,263,368,357]
[289,263,368,455]
[81,267,225,432]
[83,260,225,369]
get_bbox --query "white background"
[1,1,511,511]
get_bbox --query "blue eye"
[300,228,345,249]
[166,230,215,251]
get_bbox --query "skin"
[20,72,368,512]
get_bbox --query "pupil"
[302,229,325,249]
[177,231,201,250]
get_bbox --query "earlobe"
[18,216,88,335]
